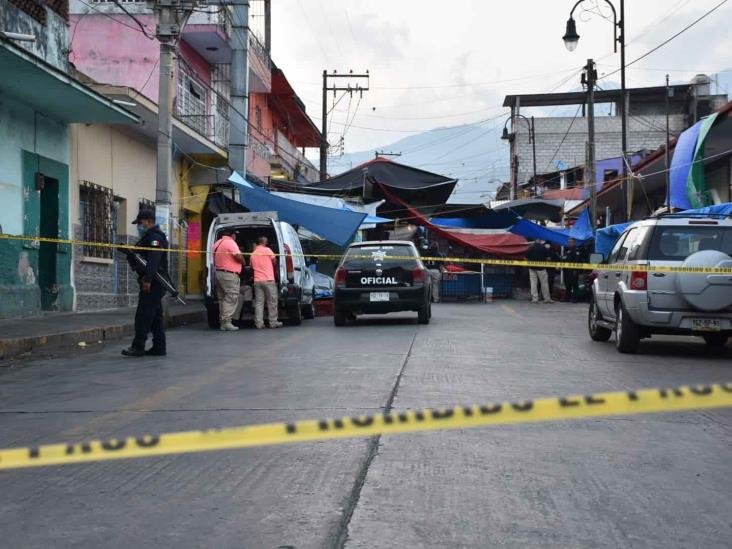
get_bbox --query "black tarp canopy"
[305,158,457,215]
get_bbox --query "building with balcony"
[0,0,139,318]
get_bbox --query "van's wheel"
[703,333,729,348]
[206,304,220,329]
[287,302,302,326]
[418,303,430,325]
[302,302,316,320]
[334,309,347,327]
[588,301,611,342]
[615,301,639,354]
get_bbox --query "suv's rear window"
[648,226,732,261]
[342,245,420,269]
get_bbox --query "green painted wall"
[0,152,72,317]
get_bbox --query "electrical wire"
[111,0,156,39]
[75,0,156,38]
[599,0,729,81]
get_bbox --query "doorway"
[39,174,60,310]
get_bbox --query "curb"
[0,309,206,361]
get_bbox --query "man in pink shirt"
[213,228,245,331]
[250,236,282,329]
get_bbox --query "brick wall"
[73,225,184,311]
[512,114,688,185]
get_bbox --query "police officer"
[122,210,169,357]
[562,237,589,303]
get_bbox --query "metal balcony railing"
[175,112,230,150]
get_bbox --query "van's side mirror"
[589,253,604,265]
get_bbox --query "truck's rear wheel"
[206,303,220,329]
[615,301,640,354]
[287,302,302,326]
[703,333,729,348]
[588,301,611,342]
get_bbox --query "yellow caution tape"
[0,383,730,470]
[2,233,732,274]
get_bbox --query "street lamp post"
[502,114,537,198]
[563,0,627,220]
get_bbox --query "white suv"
[588,215,732,353]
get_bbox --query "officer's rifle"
[121,248,186,305]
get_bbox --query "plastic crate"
[441,272,483,301]
[482,273,513,298]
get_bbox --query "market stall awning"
[229,173,366,246]
[377,182,529,257]
[0,38,138,124]
[306,158,457,214]
[271,191,390,228]
[489,198,565,222]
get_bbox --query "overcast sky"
[269,0,731,155]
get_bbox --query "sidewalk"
[0,301,206,360]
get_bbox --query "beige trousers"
[215,271,240,323]
[529,269,551,302]
[254,280,278,327]
[428,269,441,302]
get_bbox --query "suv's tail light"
[630,271,647,290]
[412,268,427,284]
[335,268,347,288]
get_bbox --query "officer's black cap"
[132,210,155,224]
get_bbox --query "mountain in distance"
[326,122,509,204]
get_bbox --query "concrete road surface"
[1,302,730,548]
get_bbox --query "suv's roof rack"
[654,212,731,219]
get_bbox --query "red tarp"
[377,183,530,257]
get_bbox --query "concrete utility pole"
[228,0,250,176]
[583,58,597,230]
[264,0,271,53]
[154,0,181,236]
[320,70,370,180]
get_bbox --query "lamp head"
[501,127,511,141]
[563,17,580,52]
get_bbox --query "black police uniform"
[563,246,588,302]
[127,225,169,354]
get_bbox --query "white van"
[204,212,315,328]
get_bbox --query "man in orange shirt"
[213,228,245,331]
[250,236,282,329]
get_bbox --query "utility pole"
[154,0,181,236]
[511,155,519,200]
[320,70,370,179]
[619,0,628,221]
[583,58,597,230]
[263,0,271,52]
[228,0,250,176]
[665,74,671,212]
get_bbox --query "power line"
[111,0,156,39]
[600,0,730,81]
[75,0,156,38]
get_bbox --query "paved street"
[1,302,730,549]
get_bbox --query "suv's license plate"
[692,319,721,332]
[370,292,390,302]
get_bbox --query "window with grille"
[79,181,118,259]
[177,70,209,136]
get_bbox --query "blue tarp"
[341,205,391,224]
[509,219,591,247]
[668,120,703,210]
[229,172,367,246]
[569,209,593,241]
[431,211,519,229]
[681,202,732,217]
[595,222,634,259]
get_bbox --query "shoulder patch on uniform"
[151,240,160,247]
